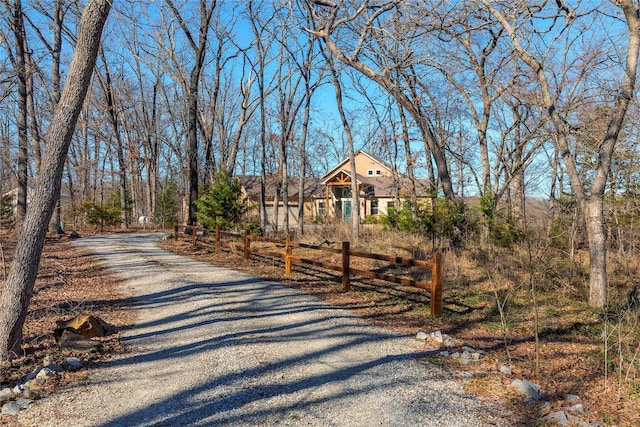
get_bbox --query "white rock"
[499,365,512,375]
[0,388,13,402]
[12,384,23,395]
[36,367,55,382]
[15,398,33,407]
[540,411,569,426]
[511,379,545,400]
[566,403,584,413]
[416,331,428,341]
[430,330,443,343]
[442,334,457,348]
[1,402,21,416]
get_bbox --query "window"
[375,169,382,175]
[367,169,374,176]
[318,201,326,216]
[371,200,379,215]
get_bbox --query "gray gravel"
[17,233,509,426]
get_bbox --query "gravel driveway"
[17,233,508,426]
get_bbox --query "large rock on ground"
[55,313,113,339]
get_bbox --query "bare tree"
[0,0,111,360]
[480,0,640,307]
[166,0,217,226]
[0,0,29,223]
[305,0,455,199]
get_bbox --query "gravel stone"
[17,233,510,426]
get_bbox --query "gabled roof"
[324,170,365,186]
[236,175,325,199]
[321,150,392,181]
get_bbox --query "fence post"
[430,253,443,317]
[285,235,292,276]
[215,226,220,254]
[192,225,197,246]
[342,241,350,291]
[244,229,250,261]
[174,224,178,241]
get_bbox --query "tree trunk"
[48,0,65,235]
[0,0,111,361]
[12,0,28,223]
[585,198,607,306]
[327,56,359,239]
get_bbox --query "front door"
[343,200,352,222]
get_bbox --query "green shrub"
[196,171,249,230]
[154,179,179,228]
[0,194,12,220]
[382,198,477,247]
[477,192,523,247]
[78,199,122,228]
[364,215,379,224]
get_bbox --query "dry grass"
[0,223,637,425]
[163,225,640,426]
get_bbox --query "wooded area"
[0,0,639,370]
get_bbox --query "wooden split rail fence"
[174,224,444,317]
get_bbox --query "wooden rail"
[174,224,444,317]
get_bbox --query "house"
[236,151,432,228]
[318,151,432,222]
[237,175,325,227]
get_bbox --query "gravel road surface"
[17,233,508,426]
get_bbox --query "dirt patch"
[0,230,134,394]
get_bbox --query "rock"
[539,401,552,414]
[416,331,428,341]
[462,346,476,353]
[430,330,443,343]
[566,414,592,427]
[499,365,512,375]
[1,402,21,416]
[12,384,24,395]
[15,398,33,407]
[69,231,81,239]
[24,379,44,391]
[566,403,584,413]
[442,334,457,348]
[65,357,83,370]
[564,394,580,402]
[35,367,55,382]
[0,388,13,402]
[439,351,449,357]
[541,411,569,425]
[511,379,546,400]
[55,313,113,339]
[57,329,101,352]
[161,234,173,241]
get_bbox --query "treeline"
[1,1,640,307]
